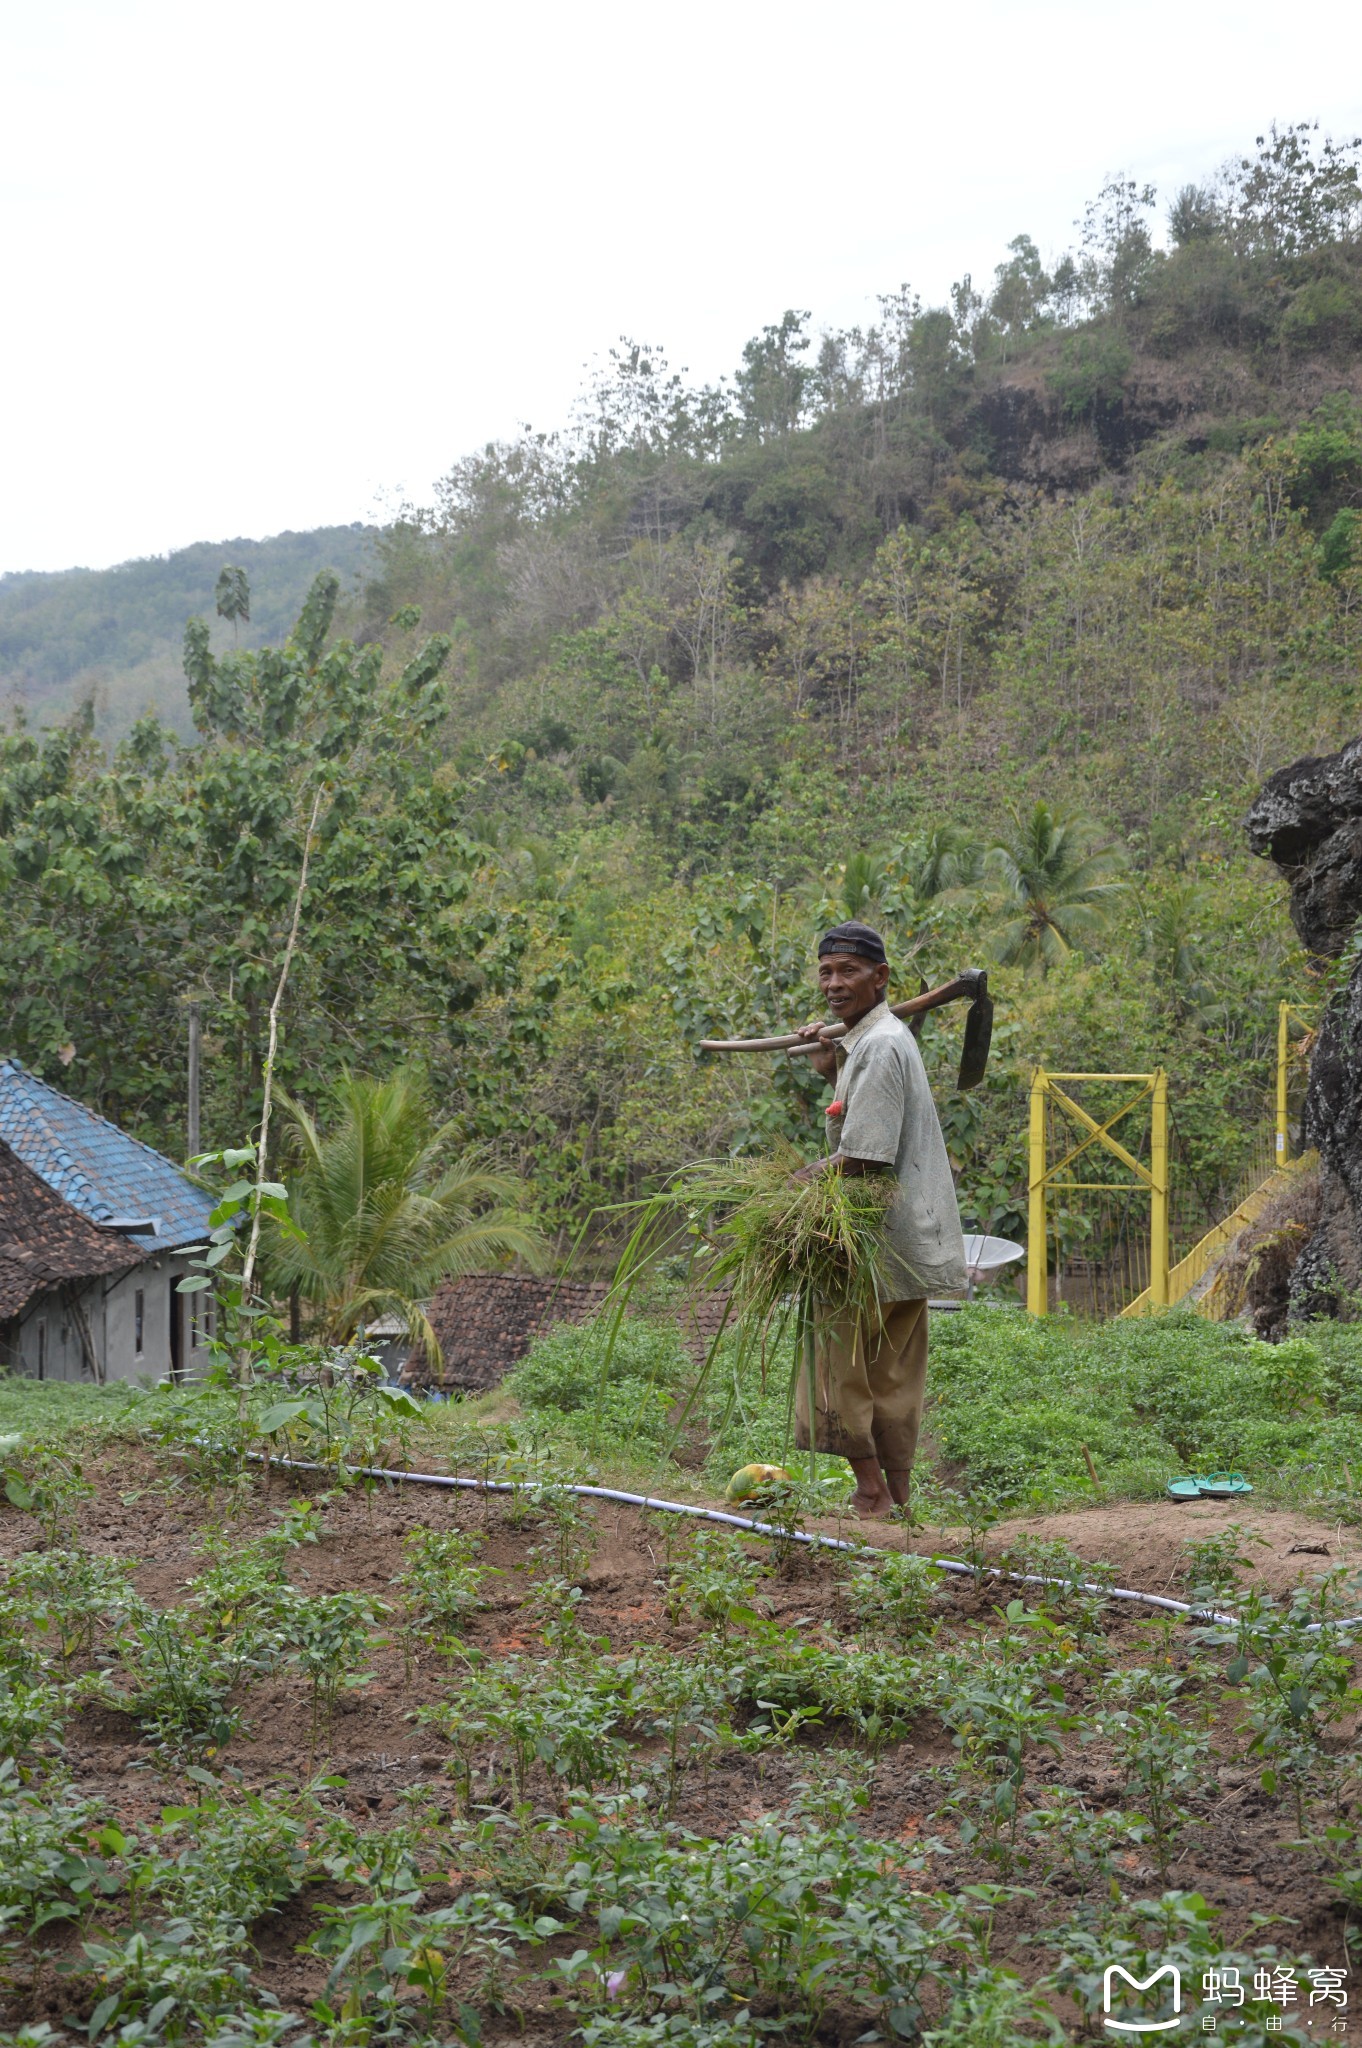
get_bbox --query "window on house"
[134,1290,145,1357]
[36,1319,46,1378]
[190,1303,199,1350]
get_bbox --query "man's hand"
[790,1150,885,1184]
[792,1019,839,1085]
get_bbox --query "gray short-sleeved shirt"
[829,1001,967,1299]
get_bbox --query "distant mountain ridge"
[0,524,377,740]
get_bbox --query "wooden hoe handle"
[698,970,988,1056]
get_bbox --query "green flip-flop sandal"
[1166,1477,1203,1501]
[1197,1470,1253,1497]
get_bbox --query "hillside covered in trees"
[1,122,1360,1258]
[0,525,375,738]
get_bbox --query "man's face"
[817,951,889,1026]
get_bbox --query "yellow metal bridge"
[1025,1002,1317,1321]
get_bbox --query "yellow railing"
[1120,1150,1319,1319]
[1027,1001,1317,1321]
[1276,999,1316,1167]
[1027,1069,1167,1317]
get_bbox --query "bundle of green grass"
[607,1143,894,1479]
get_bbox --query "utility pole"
[187,1003,201,1162]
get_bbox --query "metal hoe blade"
[957,988,994,1091]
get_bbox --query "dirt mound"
[808,1496,1362,1600]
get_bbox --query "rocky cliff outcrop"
[1246,737,1362,1318]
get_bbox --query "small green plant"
[2,1446,94,1547]
[113,1605,255,1761]
[619,1651,733,1816]
[661,1530,768,1638]
[1020,1787,1152,1905]
[4,1550,139,1673]
[80,1921,254,2041]
[393,1527,495,1672]
[149,1792,309,1936]
[923,1970,1067,2047]
[1098,1668,1213,1881]
[426,1661,630,1805]
[281,1590,385,1746]
[185,1534,301,1655]
[936,1607,1076,1875]
[784,1750,877,1825]
[919,1478,1006,1568]
[524,1485,599,1582]
[249,1344,423,1478]
[844,1551,946,1642]
[305,1821,541,2041]
[0,1673,76,1773]
[1199,1578,1361,1833]
[0,1762,120,1929]
[524,1573,599,1661]
[1183,1524,1265,1608]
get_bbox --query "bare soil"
[826,1497,1362,1599]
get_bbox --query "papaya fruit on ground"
[724,1462,793,1502]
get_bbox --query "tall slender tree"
[214,565,250,647]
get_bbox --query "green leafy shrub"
[506,1315,690,1458]
[4,1550,140,1672]
[844,1552,946,1642]
[925,1305,1362,1508]
[393,1528,494,1656]
[113,1607,256,1760]
[281,1590,385,1743]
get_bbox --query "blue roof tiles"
[0,1061,215,1252]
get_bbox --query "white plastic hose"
[248,1451,1344,1631]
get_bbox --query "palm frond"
[268,1068,546,1358]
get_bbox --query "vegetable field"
[2,1393,1361,2048]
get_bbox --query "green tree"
[214,565,251,647]
[736,310,811,439]
[0,574,562,1156]
[988,235,1051,357]
[838,849,889,921]
[985,803,1130,972]
[271,1070,546,1360]
[1226,121,1362,260]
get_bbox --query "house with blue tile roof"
[0,1062,218,1384]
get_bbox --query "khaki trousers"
[793,1298,929,1471]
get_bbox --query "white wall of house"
[5,1255,216,1384]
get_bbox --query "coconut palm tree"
[838,849,892,921]
[985,802,1130,971]
[270,1070,546,1362]
[892,822,984,902]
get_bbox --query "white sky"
[2,0,1359,574]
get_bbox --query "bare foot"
[850,1488,895,1520]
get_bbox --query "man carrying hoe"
[792,921,966,1521]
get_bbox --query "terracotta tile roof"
[411,1273,610,1393]
[0,1139,145,1322]
[408,1273,734,1394]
